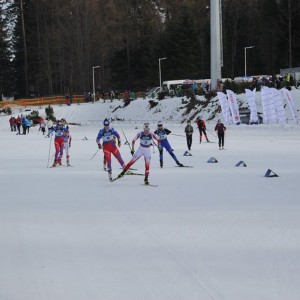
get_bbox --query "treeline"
[0,0,300,98]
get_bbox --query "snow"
[1,90,300,299]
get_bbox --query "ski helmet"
[103,119,110,126]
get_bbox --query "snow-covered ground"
[1,91,300,299]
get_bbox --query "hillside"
[1,88,300,128]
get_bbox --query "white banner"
[271,88,286,124]
[245,88,258,123]
[226,89,241,124]
[217,92,231,124]
[281,88,298,123]
[261,86,277,124]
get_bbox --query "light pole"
[244,46,254,79]
[92,66,100,103]
[159,57,167,92]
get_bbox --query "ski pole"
[47,134,53,168]
[207,129,218,139]
[122,129,133,154]
[170,133,186,138]
[90,149,100,160]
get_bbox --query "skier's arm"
[165,128,171,135]
[96,130,103,148]
[113,129,122,147]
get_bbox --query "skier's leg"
[53,139,60,165]
[103,149,112,172]
[112,146,125,168]
[203,129,209,142]
[143,148,151,181]
[58,140,64,164]
[118,147,143,177]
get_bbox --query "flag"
[226,90,241,124]
[245,88,258,123]
[281,88,298,123]
[217,92,231,124]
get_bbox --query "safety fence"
[0,92,146,110]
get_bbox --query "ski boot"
[103,163,107,171]
[176,161,184,167]
[144,176,149,185]
[108,171,112,182]
[67,160,71,167]
[160,160,163,168]
[52,161,58,167]
[117,170,126,179]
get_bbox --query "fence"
[0,92,146,110]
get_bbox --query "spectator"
[16,115,21,135]
[184,120,194,151]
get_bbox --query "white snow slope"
[0,90,300,300]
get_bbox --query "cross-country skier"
[61,119,72,166]
[116,123,160,185]
[49,120,68,167]
[196,116,210,143]
[154,121,183,168]
[184,120,194,151]
[96,119,125,181]
[215,119,226,150]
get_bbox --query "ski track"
[126,214,220,300]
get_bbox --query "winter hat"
[157,121,163,127]
[144,122,150,131]
[103,119,110,126]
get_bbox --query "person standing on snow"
[215,119,226,150]
[16,115,21,135]
[154,121,183,168]
[96,118,125,181]
[196,116,210,143]
[61,118,72,166]
[39,119,46,135]
[116,123,160,185]
[45,117,54,137]
[49,120,68,167]
[184,120,194,151]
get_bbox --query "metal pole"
[92,66,100,103]
[159,57,167,92]
[244,46,254,79]
[93,68,95,103]
[288,0,292,68]
[244,47,247,78]
[210,0,222,91]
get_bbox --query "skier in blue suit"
[154,121,183,168]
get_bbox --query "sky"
[0,90,300,300]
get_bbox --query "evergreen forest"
[0,0,300,98]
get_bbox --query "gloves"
[118,140,121,147]
[130,148,134,155]
[158,145,162,151]
[98,143,102,149]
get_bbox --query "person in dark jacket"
[215,119,226,150]
[184,120,193,151]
